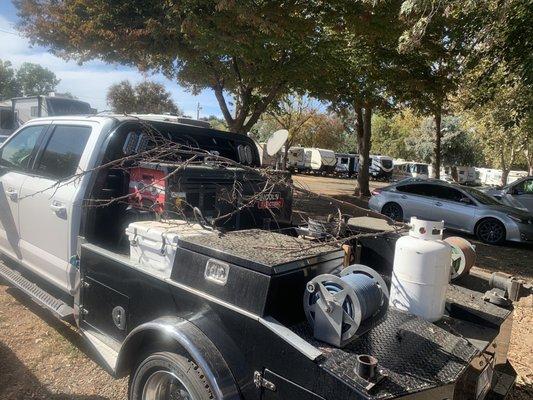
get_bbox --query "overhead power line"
[0,27,20,36]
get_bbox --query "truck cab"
[0,115,289,294]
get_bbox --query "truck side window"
[0,125,46,170]
[35,125,91,180]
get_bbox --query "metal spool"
[304,265,389,347]
[444,236,476,280]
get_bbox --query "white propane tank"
[389,217,452,321]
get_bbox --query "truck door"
[0,124,49,260]
[18,123,93,293]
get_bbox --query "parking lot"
[0,174,531,399]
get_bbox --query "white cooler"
[126,220,209,278]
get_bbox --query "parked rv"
[393,161,429,180]
[440,166,477,185]
[334,153,358,177]
[0,101,14,138]
[305,148,337,174]
[287,147,337,174]
[287,146,306,172]
[369,154,394,180]
[11,95,93,127]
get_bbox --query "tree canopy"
[16,0,329,133]
[15,62,60,96]
[13,0,532,191]
[106,80,181,115]
[0,60,60,99]
[0,60,21,100]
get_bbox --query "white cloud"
[0,15,222,116]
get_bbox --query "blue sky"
[0,1,223,117]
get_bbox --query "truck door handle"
[5,188,18,201]
[50,201,66,214]
[435,202,443,206]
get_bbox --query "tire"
[381,202,403,222]
[129,351,213,400]
[475,218,506,244]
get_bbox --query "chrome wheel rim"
[143,370,193,400]
[479,221,504,243]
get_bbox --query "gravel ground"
[0,174,530,399]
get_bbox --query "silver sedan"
[368,179,533,244]
[482,176,533,213]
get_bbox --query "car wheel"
[129,351,213,400]
[381,202,403,221]
[475,218,506,244]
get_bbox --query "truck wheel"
[129,351,213,400]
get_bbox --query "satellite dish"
[266,129,289,156]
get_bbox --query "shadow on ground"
[0,340,110,400]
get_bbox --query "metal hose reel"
[304,265,389,347]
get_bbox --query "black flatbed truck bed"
[73,229,516,399]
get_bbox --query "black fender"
[115,316,240,400]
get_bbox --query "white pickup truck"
[0,115,519,400]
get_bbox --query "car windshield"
[462,186,502,205]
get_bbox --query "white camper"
[393,161,429,180]
[440,166,476,184]
[369,155,394,180]
[335,153,358,177]
[0,101,13,140]
[11,95,93,127]
[304,148,337,174]
[287,147,306,172]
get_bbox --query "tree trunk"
[500,145,510,186]
[501,169,510,186]
[282,145,289,170]
[432,111,442,179]
[356,102,372,197]
[525,148,533,175]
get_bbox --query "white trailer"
[287,146,306,172]
[0,102,13,140]
[335,153,358,177]
[393,161,429,180]
[255,142,279,168]
[304,147,337,174]
[368,154,394,180]
[11,95,93,127]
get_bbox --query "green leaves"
[0,60,59,99]
[106,80,182,114]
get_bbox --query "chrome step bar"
[0,261,73,320]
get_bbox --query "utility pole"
[196,102,202,120]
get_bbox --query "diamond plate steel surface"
[293,307,478,399]
[446,284,510,327]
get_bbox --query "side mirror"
[459,197,472,205]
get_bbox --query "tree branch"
[213,81,235,127]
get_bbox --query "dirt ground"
[0,174,531,399]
